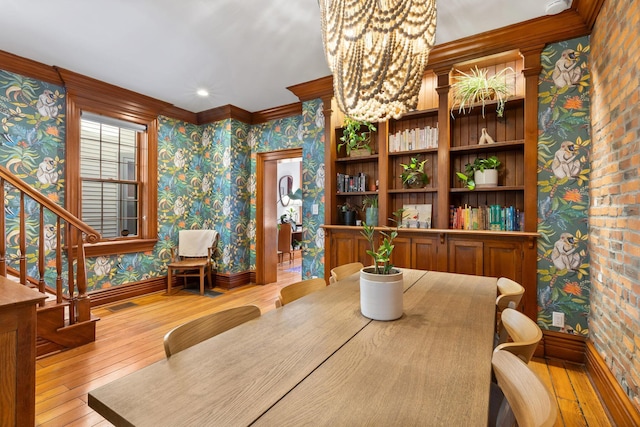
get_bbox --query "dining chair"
[277,223,293,265]
[275,278,326,308]
[163,305,261,358]
[494,308,543,363]
[495,277,525,343]
[490,349,557,427]
[329,262,364,284]
[167,229,219,296]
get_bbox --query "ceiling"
[1,0,569,114]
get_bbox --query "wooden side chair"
[490,349,557,427]
[494,308,543,364]
[167,229,218,296]
[275,278,326,308]
[329,262,364,284]
[277,222,293,265]
[163,305,261,358]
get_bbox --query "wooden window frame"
[60,69,170,257]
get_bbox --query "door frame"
[256,148,303,285]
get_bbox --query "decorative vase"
[474,169,498,188]
[402,172,428,189]
[365,207,378,226]
[359,267,404,321]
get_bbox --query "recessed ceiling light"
[545,0,571,15]
[196,88,209,97]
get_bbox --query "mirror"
[279,175,293,206]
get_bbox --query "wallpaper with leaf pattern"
[0,67,325,293]
[537,36,591,335]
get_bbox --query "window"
[61,68,164,257]
[80,114,143,238]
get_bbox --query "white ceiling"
[0,0,565,114]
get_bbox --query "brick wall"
[590,0,640,409]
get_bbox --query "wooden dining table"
[88,269,497,426]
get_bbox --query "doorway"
[256,148,303,285]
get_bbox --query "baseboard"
[542,330,586,363]
[89,277,167,307]
[586,341,640,426]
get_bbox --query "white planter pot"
[474,169,498,188]
[359,267,404,321]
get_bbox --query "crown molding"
[196,104,253,125]
[0,49,62,86]
[287,75,334,102]
[251,102,302,124]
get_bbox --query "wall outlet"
[552,311,565,327]
[312,204,319,215]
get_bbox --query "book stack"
[389,125,439,153]
[449,205,523,231]
[337,173,367,193]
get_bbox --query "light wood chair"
[329,262,364,284]
[275,278,326,308]
[494,308,543,364]
[495,277,525,343]
[277,223,293,265]
[167,229,219,296]
[491,349,557,427]
[163,305,261,358]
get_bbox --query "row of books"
[449,205,523,231]
[389,125,439,153]
[337,172,368,193]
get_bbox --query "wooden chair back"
[277,223,293,264]
[495,308,542,363]
[491,349,557,427]
[329,262,364,284]
[496,277,525,311]
[167,230,219,295]
[163,305,261,357]
[276,278,326,307]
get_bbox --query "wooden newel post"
[75,228,91,322]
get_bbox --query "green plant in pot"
[338,202,358,226]
[338,117,377,156]
[400,156,428,189]
[450,66,514,118]
[362,196,379,227]
[456,156,501,190]
[359,209,405,321]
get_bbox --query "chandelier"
[319,0,437,122]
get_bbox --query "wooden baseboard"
[542,330,586,363]
[89,271,257,306]
[586,341,640,426]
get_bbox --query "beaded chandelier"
[319,0,437,122]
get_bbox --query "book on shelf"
[389,124,439,153]
[449,204,522,231]
[337,172,367,193]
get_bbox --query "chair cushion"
[178,230,218,257]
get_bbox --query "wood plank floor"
[35,262,613,426]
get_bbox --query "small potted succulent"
[400,156,428,189]
[456,156,502,190]
[338,117,377,157]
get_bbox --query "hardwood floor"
[35,263,612,426]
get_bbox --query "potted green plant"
[338,202,358,226]
[450,66,514,118]
[456,156,502,190]
[400,156,428,189]
[359,209,404,320]
[338,117,377,157]
[362,196,378,226]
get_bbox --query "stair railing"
[0,164,101,324]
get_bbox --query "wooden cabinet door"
[330,230,369,269]
[448,239,483,276]
[411,236,439,271]
[483,240,522,283]
[390,236,412,269]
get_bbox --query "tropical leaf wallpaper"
[537,36,591,335]
[0,66,325,293]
